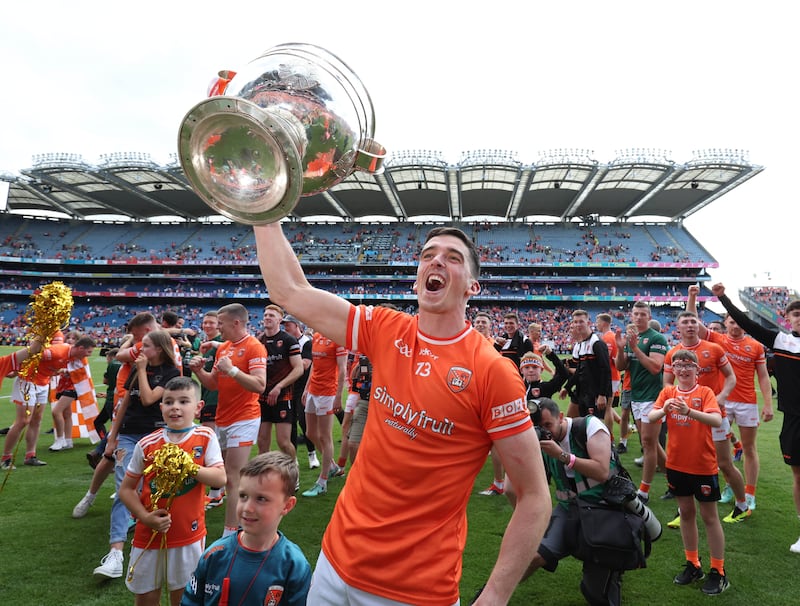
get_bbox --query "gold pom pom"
[19,281,74,384]
[144,442,200,509]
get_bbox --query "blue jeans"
[109,433,145,544]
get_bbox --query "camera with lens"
[534,426,553,442]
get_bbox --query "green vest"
[545,416,618,508]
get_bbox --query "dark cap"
[283,314,303,327]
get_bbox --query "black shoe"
[24,456,47,467]
[0,426,9,435]
[701,568,729,595]
[617,443,628,454]
[674,561,704,585]
[660,489,675,500]
[45,428,54,434]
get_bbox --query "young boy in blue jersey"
[181,452,311,605]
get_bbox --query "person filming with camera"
[520,398,654,606]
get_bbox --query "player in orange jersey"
[254,222,550,606]
[2,335,95,468]
[190,303,266,538]
[688,285,773,511]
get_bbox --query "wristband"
[567,454,576,469]
[228,366,240,378]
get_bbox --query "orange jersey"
[321,305,532,605]
[127,426,224,548]
[655,383,720,475]
[707,331,766,404]
[0,352,21,384]
[21,344,71,386]
[602,330,621,382]
[306,332,346,397]
[213,335,267,426]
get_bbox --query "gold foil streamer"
[143,442,200,509]
[18,281,74,381]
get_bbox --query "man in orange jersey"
[2,335,95,468]
[299,331,347,497]
[662,311,748,523]
[254,222,550,606]
[687,285,774,511]
[472,311,495,342]
[190,303,266,538]
[0,336,44,390]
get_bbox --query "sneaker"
[634,455,644,467]
[636,492,650,505]
[790,536,800,553]
[0,427,9,435]
[0,459,16,470]
[745,494,756,511]
[660,489,675,500]
[302,482,327,497]
[479,482,505,496]
[674,560,704,585]
[616,443,628,454]
[723,505,751,524]
[328,464,346,479]
[72,494,96,518]
[667,513,681,529]
[308,452,320,469]
[93,549,124,580]
[629,424,637,433]
[733,446,743,462]
[24,456,47,466]
[701,568,730,595]
[49,439,66,452]
[204,493,225,510]
[718,485,734,504]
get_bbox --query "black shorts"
[55,390,78,400]
[665,468,721,502]
[780,413,800,466]
[260,399,293,424]
[199,403,217,424]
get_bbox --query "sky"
[0,1,796,309]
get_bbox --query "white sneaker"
[308,452,320,469]
[49,438,66,452]
[745,493,756,511]
[73,494,96,518]
[791,537,800,554]
[93,549,124,579]
[634,456,644,467]
[64,439,74,450]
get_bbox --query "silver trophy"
[178,43,386,224]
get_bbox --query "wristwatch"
[559,451,569,463]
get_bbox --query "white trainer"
[791,537,800,554]
[49,438,66,452]
[73,494,96,518]
[308,452,320,469]
[93,549,124,579]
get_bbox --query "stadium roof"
[0,147,762,223]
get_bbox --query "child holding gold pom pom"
[120,376,226,606]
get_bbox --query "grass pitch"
[0,347,796,605]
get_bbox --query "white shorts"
[712,416,732,442]
[216,418,259,449]
[309,549,460,606]
[11,378,49,407]
[305,393,338,416]
[631,400,656,423]
[126,540,204,594]
[725,401,760,428]
[344,392,359,414]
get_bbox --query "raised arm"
[253,223,352,346]
[687,285,709,340]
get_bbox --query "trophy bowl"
[178,43,386,225]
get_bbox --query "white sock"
[65,438,73,447]
[620,438,628,447]
[85,491,97,503]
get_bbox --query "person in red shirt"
[190,303,267,538]
[254,222,551,606]
[2,335,95,468]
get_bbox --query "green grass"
[0,347,795,605]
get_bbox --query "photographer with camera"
[521,398,653,606]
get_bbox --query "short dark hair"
[161,311,179,327]
[786,300,800,315]
[672,349,698,365]
[128,312,156,329]
[240,451,298,498]
[423,226,480,279]
[163,376,201,398]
